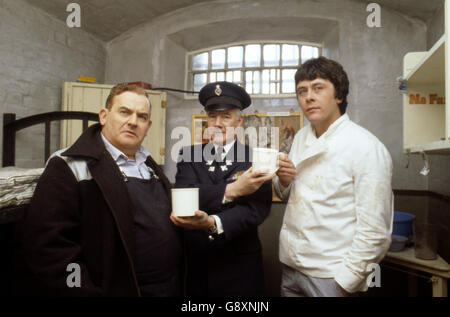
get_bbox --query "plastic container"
[393,211,415,238]
[389,235,408,252]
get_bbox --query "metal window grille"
[187,41,322,96]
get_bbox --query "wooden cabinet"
[403,0,450,154]
[61,82,166,164]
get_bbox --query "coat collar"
[61,123,105,159]
[296,114,349,168]
[60,123,172,265]
[305,113,349,146]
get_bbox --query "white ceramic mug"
[171,188,198,217]
[252,147,282,174]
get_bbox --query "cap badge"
[215,85,222,96]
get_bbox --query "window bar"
[242,45,246,90]
[278,45,281,93]
[260,45,263,94]
[225,48,228,73]
[299,45,303,65]
[208,51,212,84]
[44,120,51,162]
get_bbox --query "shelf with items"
[403,3,449,155]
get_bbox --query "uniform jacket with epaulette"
[175,141,272,296]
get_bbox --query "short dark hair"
[295,56,349,114]
[105,83,150,111]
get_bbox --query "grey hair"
[206,108,243,119]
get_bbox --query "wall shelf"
[407,140,450,155]
[405,35,444,85]
[403,0,449,154]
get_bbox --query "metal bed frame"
[2,111,98,167]
[1,111,99,295]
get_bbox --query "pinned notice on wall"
[409,93,445,105]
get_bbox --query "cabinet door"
[61,82,166,164]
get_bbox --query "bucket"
[393,211,415,238]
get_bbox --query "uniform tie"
[215,146,225,163]
[213,146,225,182]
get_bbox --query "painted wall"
[0,0,106,167]
[426,2,445,50]
[105,0,431,193]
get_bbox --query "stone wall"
[0,0,106,167]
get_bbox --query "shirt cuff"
[273,176,292,200]
[211,215,224,235]
[222,194,233,204]
[334,264,367,293]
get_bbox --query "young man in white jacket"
[274,56,393,297]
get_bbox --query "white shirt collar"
[213,139,236,156]
[101,133,150,164]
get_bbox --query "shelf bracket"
[404,149,410,169]
[419,151,430,176]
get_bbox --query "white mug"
[171,188,198,217]
[252,147,282,174]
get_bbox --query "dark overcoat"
[15,124,181,296]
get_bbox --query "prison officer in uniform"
[170,81,273,296]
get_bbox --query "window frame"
[184,40,323,100]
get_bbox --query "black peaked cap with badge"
[199,81,251,112]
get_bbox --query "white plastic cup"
[252,147,282,174]
[171,188,198,217]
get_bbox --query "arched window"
[186,41,321,96]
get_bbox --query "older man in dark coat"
[171,82,273,296]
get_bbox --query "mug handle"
[274,152,287,173]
